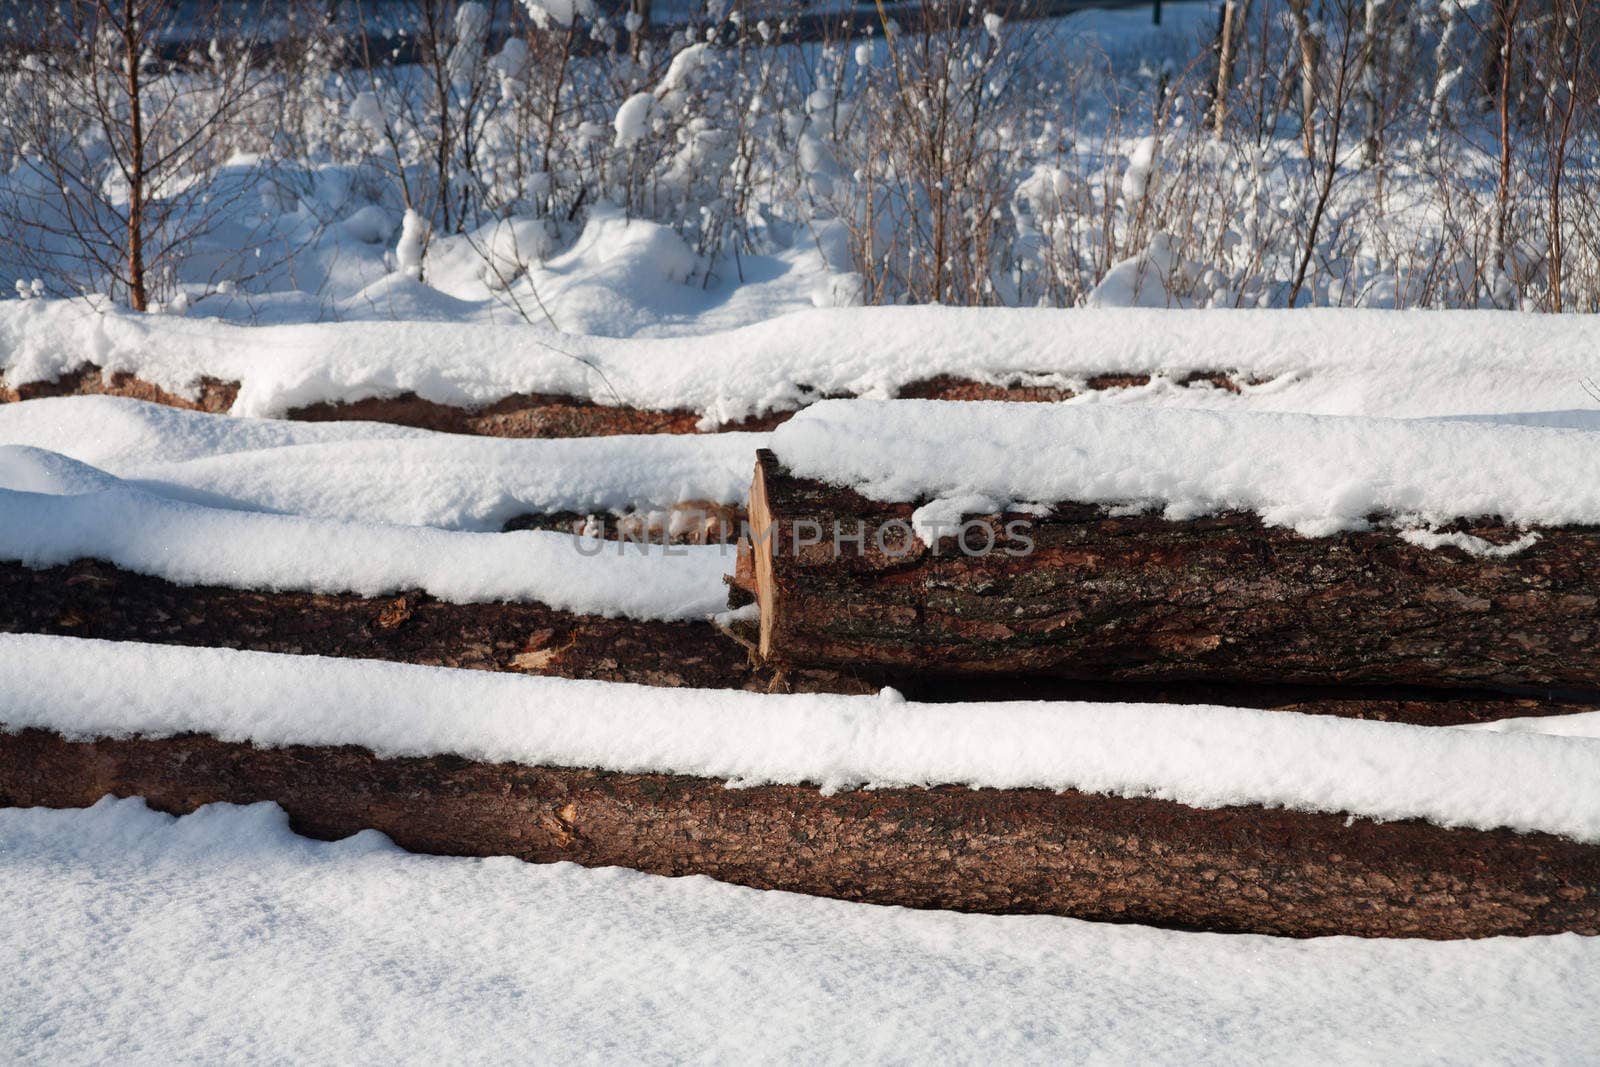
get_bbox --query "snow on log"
[0,396,756,535]
[745,402,1600,689]
[9,303,1599,435]
[6,727,1600,939]
[6,633,1600,837]
[0,361,1242,437]
[0,445,730,620]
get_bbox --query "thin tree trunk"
[628,0,650,59]
[540,22,579,180]
[1493,0,1524,280]
[1426,0,1460,142]
[122,0,148,311]
[1288,0,1319,158]
[1212,0,1249,136]
[1544,0,1583,312]
[1359,0,1383,166]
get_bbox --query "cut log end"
[750,451,778,661]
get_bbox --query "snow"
[656,42,711,97]
[403,204,827,337]
[909,493,1004,547]
[1120,134,1159,207]
[0,397,760,530]
[0,448,730,619]
[769,400,1600,537]
[7,633,1600,841]
[1398,528,1542,558]
[5,302,1599,428]
[444,2,490,89]
[519,0,592,30]
[3,799,1594,1064]
[395,210,429,281]
[612,92,656,149]
[4,798,1597,1065]
[1471,711,1600,739]
[1088,232,1195,309]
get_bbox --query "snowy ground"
[4,798,1599,1064]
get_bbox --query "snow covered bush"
[1,0,1596,316]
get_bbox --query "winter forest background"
[1,0,1596,324]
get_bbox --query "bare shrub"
[0,0,278,308]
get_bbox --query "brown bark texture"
[0,366,238,412]
[743,451,1600,691]
[2,727,1597,939]
[5,560,1596,723]
[0,560,763,690]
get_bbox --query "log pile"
[4,398,1600,941]
[735,450,1600,692]
[4,726,1597,940]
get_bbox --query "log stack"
[5,393,1600,942]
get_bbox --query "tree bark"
[4,727,1597,939]
[1288,0,1320,158]
[6,560,1591,724]
[121,0,149,312]
[1212,0,1250,136]
[743,450,1600,691]
[0,559,769,690]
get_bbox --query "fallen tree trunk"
[742,450,1600,690]
[5,560,1596,722]
[1,365,1260,438]
[3,727,1596,939]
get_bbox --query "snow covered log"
[5,727,1599,939]
[0,366,240,414]
[9,560,1598,722]
[0,560,782,691]
[0,362,1248,437]
[7,304,1600,432]
[744,401,1600,690]
[743,452,1600,689]
[0,364,731,436]
[6,634,1600,939]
